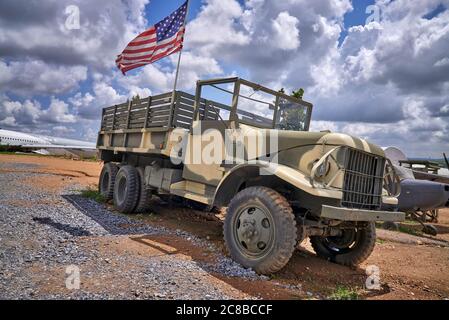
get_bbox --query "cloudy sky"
[0,0,448,157]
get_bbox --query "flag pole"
[172,47,183,93]
[172,0,190,93]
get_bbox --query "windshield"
[275,99,309,131]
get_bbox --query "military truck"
[97,77,404,274]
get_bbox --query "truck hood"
[274,130,385,157]
[239,124,386,159]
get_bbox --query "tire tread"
[224,186,297,274]
[113,165,140,213]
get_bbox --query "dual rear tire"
[113,165,140,213]
[98,163,152,213]
[99,163,118,200]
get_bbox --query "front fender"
[212,161,342,207]
[266,162,342,198]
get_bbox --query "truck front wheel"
[310,222,376,266]
[223,187,297,275]
[113,165,140,213]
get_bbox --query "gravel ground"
[0,162,261,300]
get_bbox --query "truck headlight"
[313,160,330,178]
[316,162,328,177]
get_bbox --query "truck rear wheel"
[223,187,297,274]
[310,222,376,266]
[134,167,153,213]
[99,162,118,200]
[113,165,140,213]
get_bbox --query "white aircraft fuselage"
[0,129,96,157]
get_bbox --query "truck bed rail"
[101,92,174,131]
[100,91,229,132]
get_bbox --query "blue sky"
[142,0,375,76]
[144,0,375,42]
[0,0,448,157]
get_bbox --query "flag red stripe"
[127,37,157,47]
[118,34,183,62]
[120,47,182,73]
[128,28,156,42]
[118,44,182,68]
[123,29,184,54]
[117,43,182,67]
[117,42,181,66]
[118,40,183,66]
[121,36,183,58]
[136,27,156,37]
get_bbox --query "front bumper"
[319,205,405,222]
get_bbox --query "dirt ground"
[1,154,449,300]
[0,154,100,188]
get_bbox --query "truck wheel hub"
[235,206,274,256]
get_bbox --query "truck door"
[182,119,231,186]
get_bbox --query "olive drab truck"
[97,77,405,274]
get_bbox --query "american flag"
[116,1,188,74]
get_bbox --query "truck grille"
[341,149,385,210]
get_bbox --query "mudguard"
[213,161,342,207]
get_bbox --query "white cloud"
[0,116,16,126]
[0,97,75,126]
[41,98,76,123]
[0,0,151,70]
[0,99,41,125]
[271,12,300,50]
[53,125,76,135]
[186,0,249,54]
[0,60,87,96]
[69,81,126,120]
[434,57,449,67]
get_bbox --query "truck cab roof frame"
[192,77,314,131]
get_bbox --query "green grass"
[376,221,422,237]
[78,155,98,162]
[328,286,359,300]
[398,225,422,237]
[401,220,420,226]
[80,188,106,203]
